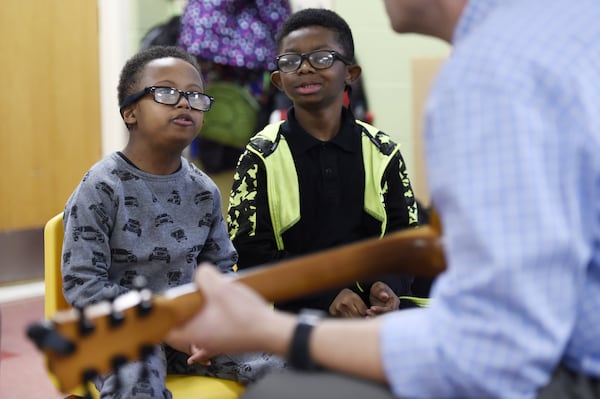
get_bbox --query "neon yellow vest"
[247,120,400,250]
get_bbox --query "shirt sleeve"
[62,173,127,307]
[382,150,420,232]
[195,184,238,274]
[227,150,289,269]
[367,150,419,299]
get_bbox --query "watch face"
[299,308,326,325]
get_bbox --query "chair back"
[42,212,244,399]
[44,212,70,318]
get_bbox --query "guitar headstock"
[28,283,202,392]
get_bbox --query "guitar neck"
[146,225,444,327]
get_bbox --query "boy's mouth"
[296,82,321,95]
[172,114,194,126]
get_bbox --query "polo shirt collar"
[282,107,361,154]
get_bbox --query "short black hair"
[117,45,201,107]
[275,8,355,61]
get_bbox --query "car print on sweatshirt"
[149,247,171,263]
[154,213,174,227]
[72,225,105,243]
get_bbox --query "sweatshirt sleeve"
[195,184,238,274]
[227,150,289,269]
[62,173,127,308]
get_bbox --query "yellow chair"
[44,212,245,399]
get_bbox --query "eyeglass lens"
[277,50,336,72]
[152,87,213,111]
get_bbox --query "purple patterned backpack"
[178,0,291,71]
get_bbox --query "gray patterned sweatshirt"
[62,152,237,308]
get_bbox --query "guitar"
[27,225,444,393]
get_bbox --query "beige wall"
[410,57,447,205]
[333,3,450,204]
[99,0,186,156]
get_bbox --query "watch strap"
[288,309,324,370]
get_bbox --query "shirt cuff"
[381,308,451,398]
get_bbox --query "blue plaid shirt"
[381,1,600,398]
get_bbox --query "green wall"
[333,2,450,176]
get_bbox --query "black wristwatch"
[288,309,325,370]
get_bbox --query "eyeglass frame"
[275,50,353,73]
[119,86,215,115]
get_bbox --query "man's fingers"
[195,263,226,293]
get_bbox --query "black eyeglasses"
[275,50,352,73]
[119,86,214,114]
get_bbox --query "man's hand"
[329,288,368,318]
[366,281,400,317]
[168,264,296,357]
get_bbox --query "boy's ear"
[121,106,137,126]
[345,64,362,86]
[271,70,284,91]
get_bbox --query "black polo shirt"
[280,108,375,254]
[232,107,415,312]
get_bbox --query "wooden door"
[0,0,101,283]
[0,0,101,231]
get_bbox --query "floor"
[0,285,66,399]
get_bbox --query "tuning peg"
[81,369,98,399]
[107,296,125,328]
[74,306,95,336]
[112,354,128,370]
[26,321,75,355]
[133,276,153,317]
[139,344,155,360]
[137,289,153,317]
[111,354,128,392]
[138,344,155,380]
[82,368,98,383]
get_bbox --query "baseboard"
[0,228,44,284]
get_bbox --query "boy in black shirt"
[228,8,420,317]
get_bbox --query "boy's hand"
[329,288,368,318]
[187,343,214,366]
[366,281,400,317]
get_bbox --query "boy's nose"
[297,58,314,72]
[176,94,192,109]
